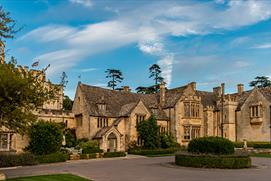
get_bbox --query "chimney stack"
[213,86,222,96]
[17,65,23,72]
[237,84,244,95]
[221,83,225,96]
[123,86,130,92]
[159,82,166,106]
[190,82,196,91]
[24,66,29,72]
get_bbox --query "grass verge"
[250,153,271,158]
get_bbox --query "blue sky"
[2,0,271,98]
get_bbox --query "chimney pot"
[123,86,130,92]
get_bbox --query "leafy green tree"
[0,59,58,133]
[249,76,271,88]
[149,64,164,91]
[136,116,160,149]
[63,95,73,111]
[0,6,20,40]
[28,121,63,155]
[105,69,124,90]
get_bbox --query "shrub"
[64,128,77,148]
[28,121,63,155]
[160,133,180,149]
[234,141,271,149]
[249,142,271,149]
[175,152,251,169]
[234,142,244,148]
[188,137,234,155]
[76,140,103,154]
[35,152,68,164]
[128,148,180,155]
[79,153,97,159]
[0,153,38,167]
[103,152,126,158]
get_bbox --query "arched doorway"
[107,132,117,152]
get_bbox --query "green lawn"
[7,174,91,181]
[250,153,271,158]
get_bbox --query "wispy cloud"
[20,0,271,82]
[69,0,93,8]
[252,43,271,49]
[80,68,96,72]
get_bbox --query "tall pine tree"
[105,69,124,90]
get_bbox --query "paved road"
[1,156,271,181]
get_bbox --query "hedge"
[103,152,126,158]
[234,142,271,149]
[0,153,38,167]
[35,152,69,164]
[79,153,97,159]
[188,137,234,155]
[175,152,251,169]
[128,148,180,155]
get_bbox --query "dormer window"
[98,103,106,111]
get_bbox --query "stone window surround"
[0,132,13,151]
[249,103,263,118]
[183,125,201,141]
[136,114,146,126]
[183,101,201,119]
[97,117,109,128]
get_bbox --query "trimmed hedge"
[103,151,126,158]
[79,153,97,159]
[234,142,271,149]
[175,152,251,169]
[0,153,38,167]
[128,148,180,155]
[35,152,69,164]
[188,137,234,155]
[82,147,103,154]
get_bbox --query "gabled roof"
[79,83,158,118]
[163,85,188,108]
[196,91,217,107]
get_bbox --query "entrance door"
[107,133,117,152]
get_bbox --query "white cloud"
[139,41,163,55]
[158,54,174,86]
[20,0,271,80]
[70,0,93,8]
[234,61,251,68]
[80,68,96,72]
[20,25,76,43]
[252,43,271,49]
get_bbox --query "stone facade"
[0,49,74,152]
[72,81,271,152]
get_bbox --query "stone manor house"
[1,43,271,152]
[72,82,271,152]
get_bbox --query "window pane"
[0,134,8,149]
